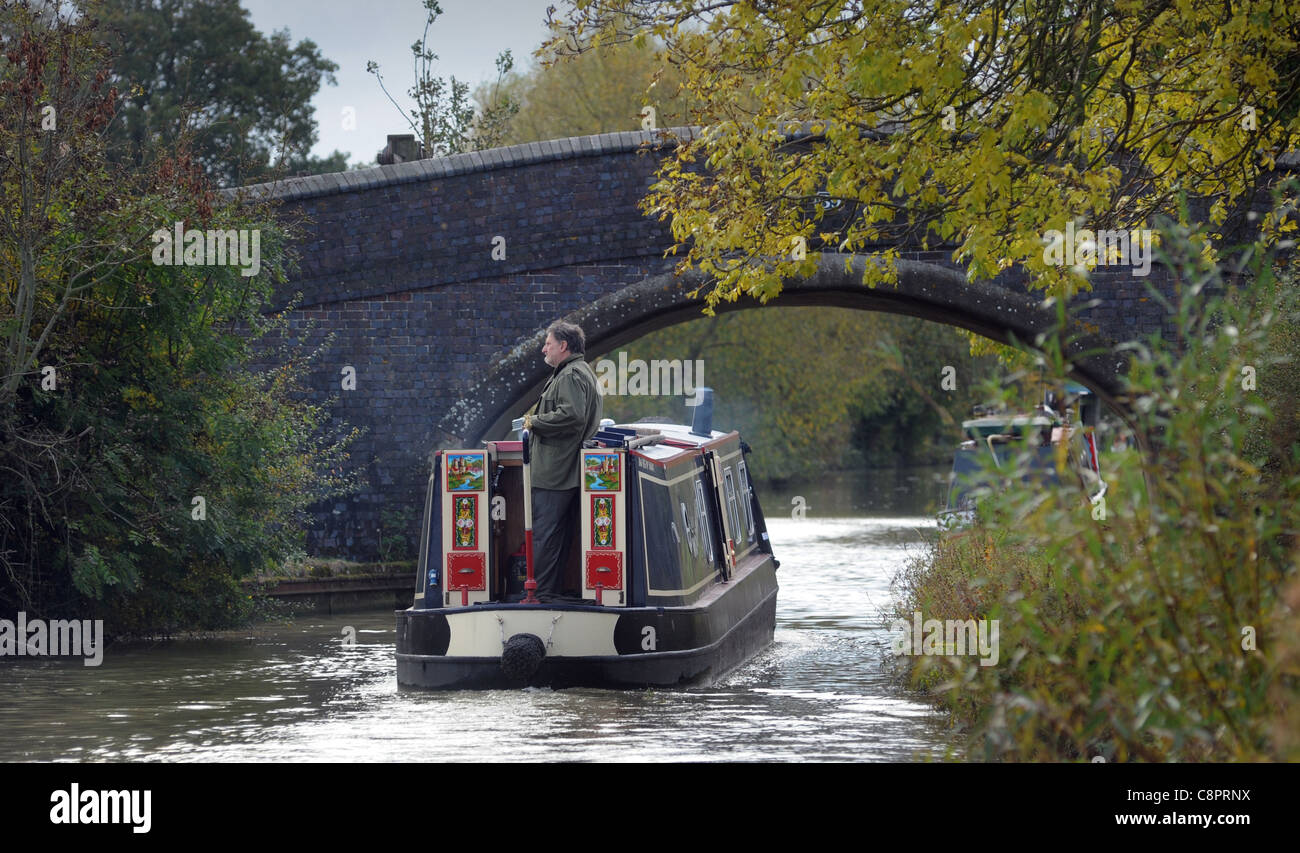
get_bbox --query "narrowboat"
[395,391,779,689]
[940,382,1106,527]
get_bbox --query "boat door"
[705,449,739,579]
[440,449,491,606]
[580,449,627,606]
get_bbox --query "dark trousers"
[531,486,578,599]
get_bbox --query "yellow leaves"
[892,163,922,198]
[1079,167,1121,215]
[120,386,159,410]
[1209,198,1229,227]
[1199,238,1220,268]
[1242,62,1275,92]
[585,0,1300,312]
[1002,90,1053,145]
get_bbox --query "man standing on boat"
[522,321,603,601]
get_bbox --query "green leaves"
[1,7,361,633]
[599,306,996,478]
[371,5,521,157]
[549,0,1300,308]
[92,0,344,186]
[895,224,1300,761]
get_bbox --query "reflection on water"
[0,468,955,762]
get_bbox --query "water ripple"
[0,513,953,762]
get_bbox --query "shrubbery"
[893,222,1300,761]
[0,6,361,636]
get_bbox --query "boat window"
[681,501,698,558]
[723,467,741,544]
[738,460,755,542]
[694,478,714,564]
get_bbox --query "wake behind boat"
[396,392,779,689]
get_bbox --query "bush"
[892,221,1300,761]
[0,7,363,633]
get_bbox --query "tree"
[475,32,693,146]
[599,308,997,479]
[1,2,360,629]
[368,0,519,156]
[544,0,1300,310]
[895,226,1300,761]
[85,0,349,186]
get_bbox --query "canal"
[0,467,955,762]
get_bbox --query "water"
[0,467,955,762]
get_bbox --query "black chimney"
[689,388,714,437]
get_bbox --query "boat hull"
[396,557,777,689]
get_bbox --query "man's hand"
[523,413,533,430]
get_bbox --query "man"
[523,321,603,601]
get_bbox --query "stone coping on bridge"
[224,124,1299,204]
[225,127,702,202]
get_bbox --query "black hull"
[396,559,777,689]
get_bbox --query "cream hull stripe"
[444,610,620,657]
[648,572,716,597]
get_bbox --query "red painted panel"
[585,551,623,590]
[447,552,486,591]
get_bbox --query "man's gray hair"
[546,320,586,355]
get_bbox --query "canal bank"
[244,569,413,616]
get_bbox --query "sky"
[240,0,558,168]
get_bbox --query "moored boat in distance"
[939,382,1106,527]
[396,390,779,689]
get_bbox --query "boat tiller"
[521,428,538,604]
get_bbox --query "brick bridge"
[238,129,1185,559]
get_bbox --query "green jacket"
[528,353,603,490]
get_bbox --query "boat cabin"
[414,422,773,611]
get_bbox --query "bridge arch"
[439,253,1132,447]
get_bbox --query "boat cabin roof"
[962,413,1055,440]
[607,420,734,463]
[962,414,1054,430]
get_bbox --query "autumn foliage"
[546,0,1300,308]
[0,2,359,634]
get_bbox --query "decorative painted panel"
[452,495,478,550]
[583,452,621,491]
[446,452,486,491]
[591,495,615,549]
